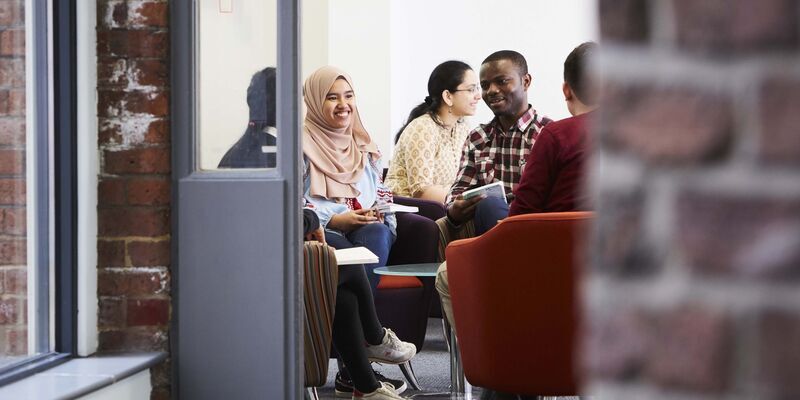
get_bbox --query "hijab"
[303,66,379,199]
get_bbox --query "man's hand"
[327,209,379,232]
[305,226,326,244]
[446,194,485,223]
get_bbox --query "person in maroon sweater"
[509,41,598,216]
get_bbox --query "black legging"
[332,264,385,393]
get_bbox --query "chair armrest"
[393,196,446,221]
[388,212,439,265]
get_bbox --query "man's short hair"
[482,50,528,75]
[564,42,597,106]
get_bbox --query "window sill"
[0,352,166,399]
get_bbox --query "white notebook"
[334,246,379,265]
[461,181,507,203]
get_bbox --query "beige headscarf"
[303,66,380,199]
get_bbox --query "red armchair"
[445,212,593,396]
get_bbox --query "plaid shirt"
[446,106,551,205]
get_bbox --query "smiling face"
[322,78,355,129]
[449,69,481,117]
[479,59,531,118]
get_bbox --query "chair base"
[305,387,319,400]
[399,360,422,390]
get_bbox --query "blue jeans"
[473,196,509,235]
[325,222,395,292]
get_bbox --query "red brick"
[0,298,19,323]
[585,308,653,380]
[3,267,24,294]
[645,306,730,392]
[0,58,23,87]
[97,58,128,87]
[104,147,170,174]
[150,386,170,400]
[128,240,170,267]
[0,238,24,265]
[5,328,26,355]
[127,298,169,326]
[0,149,23,174]
[130,59,169,87]
[594,190,657,276]
[99,178,127,206]
[0,117,23,145]
[98,327,168,352]
[98,269,169,296]
[0,178,25,204]
[602,84,732,163]
[676,191,800,280]
[127,178,170,206]
[0,89,24,116]
[98,239,126,268]
[0,29,24,56]
[98,297,125,328]
[98,90,169,118]
[0,2,24,27]
[0,207,25,235]
[98,207,170,237]
[598,0,649,43]
[673,0,798,54]
[132,2,168,28]
[759,76,800,165]
[99,118,170,146]
[97,29,168,59]
[150,358,171,387]
[758,309,800,397]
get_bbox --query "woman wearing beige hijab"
[303,66,413,399]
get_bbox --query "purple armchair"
[372,196,444,389]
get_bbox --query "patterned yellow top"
[385,113,470,198]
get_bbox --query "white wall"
[198,0,276,170]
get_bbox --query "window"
[0,0,76,383]
[196,0,278,170]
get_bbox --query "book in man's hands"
[461,181,507,204]
[334,246,379,265]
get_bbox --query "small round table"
[373,263,440,277]
[374,262,472,398]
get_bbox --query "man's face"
[479,59,531,118]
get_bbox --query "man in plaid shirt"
[435,50,552,334]
[445,50,551,235]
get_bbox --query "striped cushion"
[303,242,338,387]
[435,217,476,261]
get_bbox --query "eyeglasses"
[452,85,481,95]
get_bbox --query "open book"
[334,246,379,265]
[462,181,507,204]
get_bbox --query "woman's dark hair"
[394,60,472,144]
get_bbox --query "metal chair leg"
[441,317,451,353]
[399,360,422,390]
[305,387,319,400]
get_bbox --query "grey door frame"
[171,0,302,398]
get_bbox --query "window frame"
[0,0,77,385]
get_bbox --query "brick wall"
[96,1,170,399]
[586,0,800,399]
[0,0,26,358]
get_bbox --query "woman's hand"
[327,209,379,232]
[304,226,326,244]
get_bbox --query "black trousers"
[332,264,385,393]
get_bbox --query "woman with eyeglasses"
[384,60,481,203]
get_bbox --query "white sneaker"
[365,328,416,364]
[353,382,407,399]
